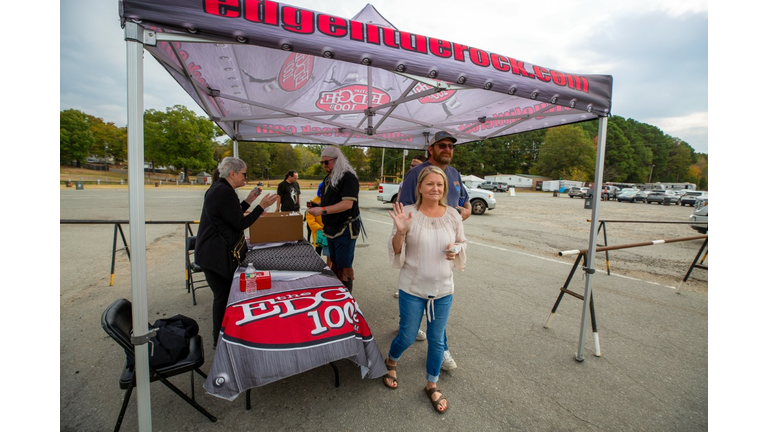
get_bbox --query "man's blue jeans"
[388,290,453,383]
[327,232,356,269]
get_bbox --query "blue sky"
[60,0,708,153]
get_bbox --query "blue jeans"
[327,232,356,269]
[388,291,453,383]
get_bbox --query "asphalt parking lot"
[60,187,708,431]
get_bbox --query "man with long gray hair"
[307,146,361,292]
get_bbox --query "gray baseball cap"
[429,131,457,145]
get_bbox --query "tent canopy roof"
[120,1,612,150]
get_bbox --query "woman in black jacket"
[195,157,278,347]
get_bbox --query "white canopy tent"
[461,175,485,189]
[118,1,612,429]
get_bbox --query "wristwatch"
[322,207,327,215]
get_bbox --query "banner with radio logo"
[221,286,373,348]
[206,285,387,401]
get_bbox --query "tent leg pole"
[676,238,708,294]
[576,116,608,362]
[600,222,611,276]
[110,224,119,286]
[125,22,153,432]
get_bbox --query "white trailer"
[484,175,532,188]
[541,180,560,191]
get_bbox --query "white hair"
[321,146,357,187]
[218,157,246,178]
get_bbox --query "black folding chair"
[185,235,209,305]
[101,299,216,432]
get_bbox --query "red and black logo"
[221,286,373,349]
[279,53,314,91]
[315,85,391,112]
[413,81,456,104]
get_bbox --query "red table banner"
[221,286,373,349]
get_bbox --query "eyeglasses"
[321,158,337,166]
[434,143,455,150]
[239,171,248,178]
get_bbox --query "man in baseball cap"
[429,130,458,146]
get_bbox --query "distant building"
[641,182,697,191]
[196,172,213,185]
[484,174,551,190]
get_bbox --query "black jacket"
[195,179,264,278]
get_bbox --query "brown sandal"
[424,387,448,414]
[382,361,398,389]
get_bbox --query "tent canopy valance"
[120,0,612,149]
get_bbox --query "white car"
[646,190,679,205]
[378,182,496,215]
[680,191,707,207]
[689,196,708,233]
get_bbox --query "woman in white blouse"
[382,166,467,414]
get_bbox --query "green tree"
[143,105,221,181]
[451,141,480,175]
[367,147,408,182]
[341,146,370,179]
[296,145,320,174]
[560,166,593,182]
[268,143,302,179]
[691,153,708,190]
[237,141,272,179]
[666,138,697,183]
[87,115,127,163]
[534,125,595,179]
[60,109,94,165]
[602,122,634,182]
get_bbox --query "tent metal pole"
[233,122,240,158]
[125,22,153,431]
[380,148,385,182]
[402,151,406,180]
[576,115,608,362]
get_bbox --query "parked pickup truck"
[478,181,509,192]
[377,183,497,215]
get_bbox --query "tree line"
[60,105,707,189]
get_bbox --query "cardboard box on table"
[248,212,304,244]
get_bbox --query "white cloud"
[650,112,708,135]
[649,112,708,152]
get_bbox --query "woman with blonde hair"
[383,165,467,414]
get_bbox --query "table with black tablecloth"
[203,241,387,401]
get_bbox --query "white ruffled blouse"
[388,205,467,299]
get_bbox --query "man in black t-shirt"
[276,170,301,212]
[306,146,360,292]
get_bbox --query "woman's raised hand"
[388,202,412,235]
[258,193,279,210]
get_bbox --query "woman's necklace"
[420,204,445,219]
